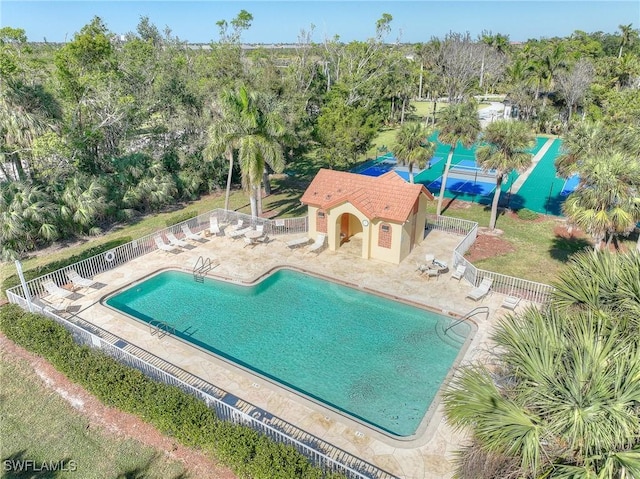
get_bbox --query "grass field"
[1,353,189,479]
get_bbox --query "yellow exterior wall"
[303,193,431,265]
[370,220,403,264]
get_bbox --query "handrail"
[444,306,490,334]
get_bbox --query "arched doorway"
[336,213,364,254]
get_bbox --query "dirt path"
[0,333,237,479]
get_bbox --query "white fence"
[5,209,308,303]
[5,291,397,479]
[426,214,554,304]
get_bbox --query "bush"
[0,304,343,479]
[2,237,132,294]
[165,210,198,227]
[516,208,539,221]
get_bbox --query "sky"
[1,1,639,44]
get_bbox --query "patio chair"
[501,293,521,310]
[286,236,310,249]
[256,234,270,244]
[182,224,203,241]
[450,264,466,281]
[243,236,257,248]
[422,267,440,280]
[154,235,176,253]
[306,233,327,254]
[466,277,493,302]
[209,216,222,236]
[228,226,252,239]
[41,278,73,300]
[166,231,188,248]
[65,269,96,289]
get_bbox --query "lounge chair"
[450,264,466,281]
[154,235,176,253]
[166,231,188,248]
[41,278,73,300]
[182,224,203,241]
[228,226,252,239]
[466,277,493,301]
[256,234,270,244]
[501,294,521,310]
[209,216,222,236]
[243,236,257,248]
[65,269,96,289]
[306,233,327,254]
[286,236,310,249]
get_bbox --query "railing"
[426,214,554,304]
[4,291,397,479]
[5,209,309,303]
[444,306,490,334]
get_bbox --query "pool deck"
[51,228,522,479]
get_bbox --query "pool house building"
[300,169,434,264]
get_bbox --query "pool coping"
[100,264,478,449]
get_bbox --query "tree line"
[1,13,639,259]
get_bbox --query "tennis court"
[357,135,578,216]
[355,155,443,179]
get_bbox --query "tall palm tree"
[435,101,481,215]
[562,151,640,250]
[618,23,636,59]
[443,250,640,479]
[205,86,286,217]
[476,120,535,230]
[391,123,435,184]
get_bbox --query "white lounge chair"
[65,269,96,289]
[228,226,252,239]
[182,224,203,241]
[422,267,440,280]
[450,264,466,281]
[466,277,493,301]
[307,233,327,254]
[501,294,521,310]
[243,236,257,248]
[166,231,188,248]
[41,278,73,300]
[286,236,310,248]
[209,216,222,236]
[154,235,176,252]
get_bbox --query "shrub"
[0,304,344,479]
[516,208,539,221]
[165,210,197,227]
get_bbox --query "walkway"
[510,137,555,194]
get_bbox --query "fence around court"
[426,214,554,304]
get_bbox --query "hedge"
[0,304,345,479]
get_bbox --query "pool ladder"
[149,320,175,339]
[444,306,490,335]
[193,256,213,283]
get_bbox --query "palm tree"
[554,121,608,179]
[205,86,285,217]
[618,23,636,59]
[443,250,640,479]
[435,101,481,215]
[562,151,640,250]
[476,120,535,230]
[391,123,435,184]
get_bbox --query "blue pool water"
[105,269,471,437]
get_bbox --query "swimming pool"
[105,269,472,437]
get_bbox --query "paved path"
[511,138,556,194]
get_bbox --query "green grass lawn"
[1,354,189,479]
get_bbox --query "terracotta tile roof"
[300,169,434,223]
